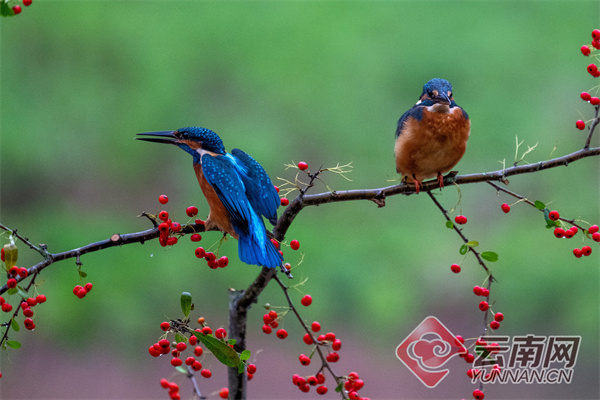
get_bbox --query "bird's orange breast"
[395,107,470,182]
[193,163,239,239]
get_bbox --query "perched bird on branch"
[137,127,283,269]
[394,78,470,193]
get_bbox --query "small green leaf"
[175,333,186,343]
[445,220,454,229]
[335,381,344,393]
[78,270,88,278]
[175,366,187,374]
[466,241,479,248]
[481,251,499,262]
[534,200,546,210]
[459,244,468,255]
[240,350,251,361]
[192,331,241,368]
[238,363,245,374]
[11,318,19,332]
[228,338,237,345]
[6,340,21,349]
[17,287,29,299]
[7,288,17,295]
[180,292,192,318]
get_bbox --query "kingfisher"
[136,127,284,269]
[394,78,470,193]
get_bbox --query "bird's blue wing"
[396,105,424,138]
[201,153,283,268]
[201,154,253,236]
[230,149,280,225]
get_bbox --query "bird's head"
[418,78,455,107]
[136,127,226,161]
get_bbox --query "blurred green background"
[1,1,599,399]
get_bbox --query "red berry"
[473,286,483,296]
[188,335,197,346]
[592,232,600,242]
[170,222,181,233]
[353,379,364,390]
[280,198,289,206]
[218,388,229,399]
[186,206,198,217]
[479,301,489,311]
[194,346,203,357]
[593,40,600,50]
[200,369,212,378]
[591,97,600,106]
[18,267,28,278]
[191,360,202,371]
[454,215,467,224]
[589,225,599,234]
[218,256,229,268]
[35,294,47,304]
[548,210,560,221]
[158,195,168,204]
[299,354,311,366]
[202,326,212,335]
[12,5,21,14]
[23,308,34,317]
[175,342,186,352]
[588,63,598,75]
[7,278,17,289]
[268,310,278,320]
[481,288,490,297]
[290,239,300,251]
[317,373,325,384]
[215,328,227,339]
[582,245,592,256]
[593,29,600,41]
[0,248,3,261]
[581,92,592,101]
[573,248,583,258]
[262,324,272,334]
[84,282,93,292]
[494,312,504,322]
[324,332,336,341]
[473,389,485,400]
[24,318,35,330]
[316,385,328,395]
[1,303,12,312]
[298,161,308,170]
[581,45,591,56]
[553,227,565,238]
[500,203,510,213]
[303,333,314,345]
[190,233,202,242]
[311,321,321,332]
[490,320,501,330]
[300,294,312,306]
[332,338,342,351]
[564,229,575,239]
[170,357,182,367]
[23,0,32,5]
[194,247,206,258]
[246,364,257,374]
[158,210,169,221]
[276,329,288,339]
[325,352,339,362]
[450,264,461,273]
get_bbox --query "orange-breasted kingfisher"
[394,78,470,193]
[137,127,283,269]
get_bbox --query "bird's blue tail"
[237,213,283,268]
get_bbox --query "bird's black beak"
[432,92,451,105]
[136,131,178,145]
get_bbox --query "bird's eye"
[448,91,453,98]
[427,91,434,98]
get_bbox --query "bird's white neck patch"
[427,103,451,113]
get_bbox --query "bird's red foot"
[437,172,444,189]
[412,175,422,194]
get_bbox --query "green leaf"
[7,288,17,295]
[240,350,251,361]
[175,333,186,343]
[17,287,29,299]
[445,220,454,229]
[78,270,88,278]
[481,251,499,262]
[466,241,479,247]
[175,366,187,374]
[180,292,192,318]
[238,362,245,374]
[11,318,19,332]
[335,381,344,393]
[534,200,546,210]
[459,244,468,255]
[6,340,21,349]
[227,339,237,345]
[192,331,241,368]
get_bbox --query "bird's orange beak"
[136,131,178,145]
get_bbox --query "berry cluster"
[546,209,599,258]
[576,29,600,130]
[72,282,93,299]
[261,294,369,399]
[159,378,181,400]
